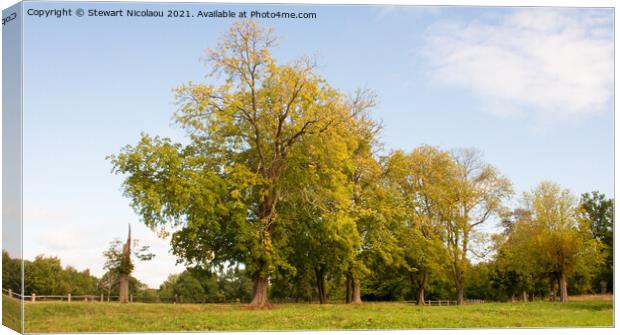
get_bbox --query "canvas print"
[1,1,615,333]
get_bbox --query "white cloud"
[24,207,68,221]
[422,8,613,121]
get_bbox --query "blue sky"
[17,2,613,287]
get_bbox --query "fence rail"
[411,299,486,306]
[3,289,486,305]
[3,289,194,304]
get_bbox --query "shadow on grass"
[559,300,613,312]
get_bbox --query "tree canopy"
[104,20,611,307]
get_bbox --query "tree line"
[2,250,255,303]
[106,20,613,307]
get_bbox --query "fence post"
[8,289,12,298]
[68,293,71,302]
[101,294,104,302]
[31,293,36,302]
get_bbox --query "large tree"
[109,20,375,307]
[384,146,453,305]
[343,118,404,304]
[445,149,512,305]
[521,182,604,303]
[272,118,363,304]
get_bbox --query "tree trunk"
[600,280,607,294]
[345,271,362,304]
[315,267,327,304]
[454,267,464,305]
[549,277,556,302]
[416,285,426,306]
[250,271,269,307]
[456,283,464,305]
[350,277,362,304]
[249,185,278,308]
[415,269,428,306]
[118,273,129,303]
[345,274,353,303]
[559,272,568,303]
[119,225,132,304]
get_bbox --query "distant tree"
[218,266,253,302]
[175,272,207,303]
[98,271,117,301]
[493,209,540,302]
[14,253,98,296]
[522,182,605,303]
[578,191,613,293]
[464,262,496,301]
[61,266,98,295]
[2,250,21,293]
[159,271,207,303]
[23,255,63,295]
[103,225,154,303]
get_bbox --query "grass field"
[2,295,21,332]
[13,296,613,332]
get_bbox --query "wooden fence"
[3,288,486,305]
[3,288,111,302]
[3,289,185,304]
[412,299,486,306]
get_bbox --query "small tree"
[103,225,154,303]
[98,271,117,301]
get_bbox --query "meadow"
[13,296,614,332]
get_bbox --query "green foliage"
[100,21,611,306]
[2,250,21,293]
[109,20,380,305]
[159,266,254,303]
[18,254,97,295]
[383,146,455,300]
[493,183,607,302]
[578,191,614,292]
[160,272,206,303]
[216,266,254,302]
[526,183,604,281]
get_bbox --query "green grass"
[2,295,22,333]
[21,298,613,332]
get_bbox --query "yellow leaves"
[501,181,605,277]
